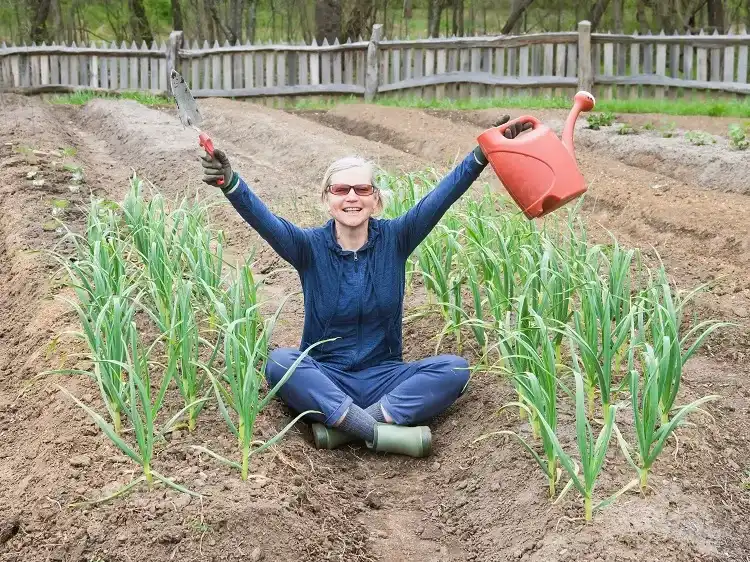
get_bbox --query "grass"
[289,93,750,119]
[49,89,171,106]
[47,87,750,120]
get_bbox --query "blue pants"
[265,349,470,426]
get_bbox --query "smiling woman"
[199,115,531,457]
[320,156,392,251]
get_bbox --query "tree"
[207,0,238,42]
[452,0,464,36]
[29,0,52,43]
[613,0,623,32]
[342,0,375,40]
[171,0,183,31]
[502,0,536,34]
[707,0,725,31]
[589,0,613,31]
[129,0,153,44]
[316,0,342,42]
[428,0,447,37]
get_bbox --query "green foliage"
[661,123,677,138]
[617,124,637,135]
[728,124,750,150]
[43,173,315,503]
[50,90,171,106]
[381,166,725,521]
[684,130,715,146]
[290,95,750,120]
[586,112,616,130]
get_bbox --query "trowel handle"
[198,131,224,186]
[496,115,541,137]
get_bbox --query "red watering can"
[477,91,596,219]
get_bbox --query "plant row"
[47,177,320,504]
[379,169,728,521]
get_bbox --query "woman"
[201,115,529,458]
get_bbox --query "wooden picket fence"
[1,21,748,101]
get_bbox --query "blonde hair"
[320,156,392,215]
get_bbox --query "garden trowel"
[169,69,223,186]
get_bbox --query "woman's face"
[325,166,379,229]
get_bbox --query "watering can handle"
[496,115,541,137]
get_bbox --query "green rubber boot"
[370,423,432,458]
[311,423,359,449]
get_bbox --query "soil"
[0,93,748,562]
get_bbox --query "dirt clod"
[366,496,383,510]
[250,546,264,561]
[69,454,91,467]
[157,529,184,544]
[0,516,20,544]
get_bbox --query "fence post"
[577,20,593,93]
[365,24,383,102]
[167,30,183,93]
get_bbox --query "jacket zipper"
[355,251,361,361]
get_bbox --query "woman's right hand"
[201,148,234,188]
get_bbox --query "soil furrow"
[0,95,748,562]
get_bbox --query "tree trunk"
[706,0,725,32]
[636,0,648,32]
[315,0,342,42]
[29,0,53,43]
[658,0,673,31]
[342,0,375,40]
[50,0,63,42]
[613,0,623,31]
[205,0,215,42]
[451,0,464,35]
[207,0,238,42]
[502,0,535,34]
[428,0,444,37]
[247,0,257,42]
[171,0,183,30]
[589,0,613,31]
[681,0,708,30]
[230,0,243,42]
[403,0,412,18]
[129,0,154,44]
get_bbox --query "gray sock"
[365,402,387,423]
[337,404,376,443]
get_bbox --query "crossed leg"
[264,349,470,428]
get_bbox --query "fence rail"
[1,22,748,101]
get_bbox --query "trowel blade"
[170,69,202,128]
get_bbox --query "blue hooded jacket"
[222,150,485,372]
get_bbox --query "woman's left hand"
[472,115,533,165]
[492,114,533,139]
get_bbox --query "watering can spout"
[561,91,596,158]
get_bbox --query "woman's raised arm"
[390,115,530,258]
[203,149,310,271]
[391,149,485,258]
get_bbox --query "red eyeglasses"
[327,184,375,196]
